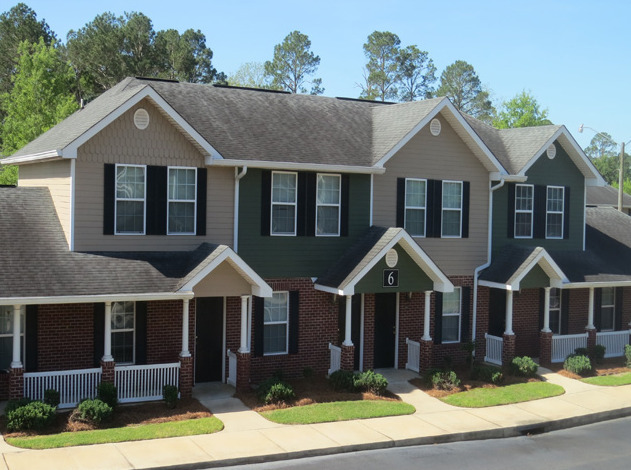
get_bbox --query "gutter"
[0,291,194,307]
[233,166,248,252]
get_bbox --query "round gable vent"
[546,143,557,159]
[134,108,150,130]
[430,118,442,136]
[385,249,398,268]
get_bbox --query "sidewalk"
[2,367,631,470]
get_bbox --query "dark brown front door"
[195,297,223,382]
[374,293,396,368]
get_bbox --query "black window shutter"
[288,291,300,354]
[93,303,105,367]
[396,178,406,228]
[460,287,471,342]
[434,292,443,344]
[426,180,435,237]
[340,174,350,236]
[25,305,38,372]
[561,289,570,335]
[135,302,147,365]
[103,164,115,235]
[538,288,545,331]
[196,168,207,236]
[563,186,570,240]
[594,288,602,332]
[297,172,307,236]
[615,287,624,331]
[506,182,515,238]
[462,181,470,238]
[146,166,167,235]
[253,296,265,356]
[534,185,547,239]
[428,179,442,238]
[305,172,317,236]
[261,171,271,236]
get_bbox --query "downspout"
[233,166,248,252]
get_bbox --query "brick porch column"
[502,334,516,366]
[419,339,433,373]
[586,328,597,349]
[539,331,553,367]
[236,352,251,391]
[100,360,115,385]
[9,367,23,400]
[179,355,193,399]
[341,345,355,371]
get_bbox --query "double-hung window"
[115,164,146,234]
[549,288,562,334]
[514,184,533,238]
[263,292,289,355]
[546,186,564,239]
[271,172,297,236]
[167,167,197,235]
[442,181,463,237]
[316,174,341,236]
[0,306,24,370]
[442,287,461,343]
[111,301,135,363]
[405,178,426,237]
[600,287,615,331]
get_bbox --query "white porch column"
[505,290,514,335]
[102,301,114,362]
[239,295,250,353]
[11,305,23,368]
[181,299,191,357]
[587,287,595,329]
[422,290,432,341]
[542,287,552,333]
[343,295,353,346]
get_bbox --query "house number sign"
[383,269,399,288]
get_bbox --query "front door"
[488,289,506,337]
[195,297,224,383]
[374,293,397,368]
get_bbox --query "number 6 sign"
[383,269,399,288]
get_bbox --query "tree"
[228,61,276,89]
[584,132,618,160]
[493,91,552,128]
[397,45,436,102]
[360,31,400,101]
[435,60,495,122]
[264,30,322,94]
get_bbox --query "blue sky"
[16,0,631,150]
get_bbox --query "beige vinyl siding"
[372,112,489,275]
[18,159,72,246]
[73,99,234,251]
[192,261,252,297]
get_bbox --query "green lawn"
[6,417,224,450]
[441,382,564,408]
[582,372,631,386]
[260,400,415,424]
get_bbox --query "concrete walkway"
[2,367,631,470]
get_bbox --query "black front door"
[338,295,361,370]
[195,297,224,382]
[374,293,397,368]
[488,288,506,337]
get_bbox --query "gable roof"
[586,185,631,209]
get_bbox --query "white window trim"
[167,166,197,236]
[315,173,341,237]
[0,307,25,370]
[441,180,463,238]
[546,185,565,240]
[115,164,147,235]
[549,288,562,335]
[111,301,136,364]
[271,171,297,236]
[442,287,462,344]
[263,291,289,356]
[514,183,534,239]
[601,287,615,332]
[405,178,427,238]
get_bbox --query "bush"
[353,370,388,395]
[257,377,295,404]
[625,344,631,368]
[6,401,56,432]
[72,399,113,425]
[590,345,606,365]
[471,364,504,384]
[428,369,461,391]
[163,384,179,409]
[44,389,60,408]
[329,369,356,392]
[574,347,588,357]
[4,397,33,415]
[96,382,118,409]
[564,354,592,376]
[509,356,538,378]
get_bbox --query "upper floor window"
[168,167,197,235]
[549,288,561,334]
[0,306,24,370]
[116,165,146,234]
[111,301,135,363]
[546,186,564,239]
[263,292,289,355]
[442,287,461,343]
[405,178,427,237]
[271,171,297,236]
[442,181,463,237]
[601,287,615,331]
[316,174,341,236]
[515,184,533,238]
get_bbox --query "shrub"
[6,401,56,432]
[353,370,388,395]
[625,344,631,368]
[471,364,504,384]
[4,397,33,415]
[328,369,356,392]
[44,389,60,408]
[564,354,592,376]
[257,377,295,404]
[72,399,112,425]
[96,382,118,409]
[509,356,538,378]
[428,369,461,391]
[574,347,588,357]
[590,345,606,365]
[491,371,504,385]
[163,384,179,409]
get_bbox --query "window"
[601,287,615,331]
[442,181,463,237]
[115,165,146,234]
[168,167,197,234]
[546,186,564,239]
[263,292,289,354]
[405,179,427,237]
[271,172,297,235]
[111,301,135,363]
[0,306,24,370]
[515,184,533,238]
[316,174,341,236]
[442,287,461,343]
[549,288,562,334]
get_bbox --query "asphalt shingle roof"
[586,185,631,208]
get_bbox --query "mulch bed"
[552,357,631,380]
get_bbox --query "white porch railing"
[115,363,180,404]
[485,334,503,366]
[551,333,588,363]
[405,338,420,373]
[328,343,341,375]
[596,330,631,358]
[227,349,237,387]
[24,367,102,409]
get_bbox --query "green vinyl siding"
[355,247,433,294]
[238,168,371,278]
[519,264,551,289]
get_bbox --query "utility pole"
[619,142,625,212]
